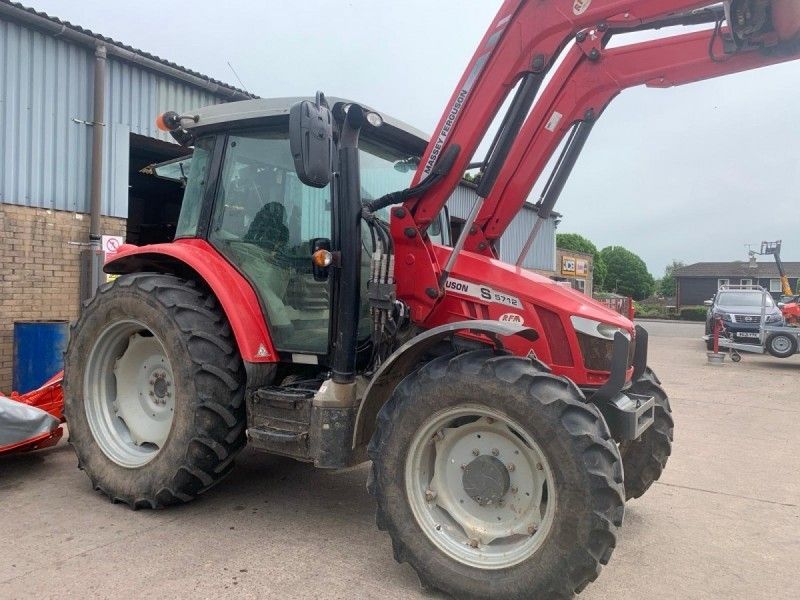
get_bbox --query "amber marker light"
[312,249,333,268]
[155,111,180,132]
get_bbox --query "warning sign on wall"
[101,235,124,257]
[101,235,124,282]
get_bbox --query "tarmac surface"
[1,321,798,599]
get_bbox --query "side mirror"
[703,300,713,307]
[778,302,786,309]
[310,238,333,282]
[289,92,333,188]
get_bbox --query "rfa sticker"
[499,313,524,325]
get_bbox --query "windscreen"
[716,292,774,307]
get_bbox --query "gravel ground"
[1,321,798,599]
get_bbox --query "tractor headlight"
[571,316,631,341]
[570,317,631,371]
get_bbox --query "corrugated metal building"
[0,1,251,391]
[0,1,251,219]
[447,183,558,274]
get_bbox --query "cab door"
[208,129,333,355]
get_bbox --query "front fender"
[105,239,277,363]
[351,320,538,449]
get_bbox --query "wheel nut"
[469,539,479,548]
[528,525,537,535]
[472,449,480,456]
[486,417,495,424]
[425,489,437,502]
[507,463,516,472]
[536,463,544,471]
[511,486,518,494]
[460,464,467,470]
[491,448,499,456]
[433,430,444,442]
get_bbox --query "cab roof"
[183,96,429,155]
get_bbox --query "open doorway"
[126,133,191,245]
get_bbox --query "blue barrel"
[13,320,69,394]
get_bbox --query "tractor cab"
[143,98,448,360]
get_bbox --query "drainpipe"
[83,44,107,299]
[89,44,107,250]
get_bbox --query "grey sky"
[25,0,800,276]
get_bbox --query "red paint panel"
[106,239,277,363]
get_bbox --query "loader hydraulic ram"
[64,1,800,598]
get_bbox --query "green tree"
[600,246,655,300]
[659,260,685,297]
[557,233,607,290]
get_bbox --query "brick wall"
[0,204,126,392]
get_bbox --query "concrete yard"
[1,321,798,599]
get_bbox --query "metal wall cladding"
[446,184,557,272]
[0,16,226,217]
[103,58,223,217]
[0,19,93,212]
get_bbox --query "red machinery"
[761,241,800,324]
[63,2,800,598]
[0,372,64,456]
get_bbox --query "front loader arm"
[405,0,719,231]
[474,23,800,246]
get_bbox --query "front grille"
[575,331,634,373]
[734,314,761,324]
[576,333,613,371]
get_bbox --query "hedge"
[679,306,708,322]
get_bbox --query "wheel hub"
[150,370,171,404]
[462,455,510,506]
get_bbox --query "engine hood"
[434,246,634,332]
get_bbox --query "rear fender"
[105,239,277,363]
[351,320,538,450]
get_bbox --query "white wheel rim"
[405,404,556,570]
[84,320,176,468]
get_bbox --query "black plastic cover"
[289,94,333,188]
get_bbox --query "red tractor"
[64,1,800,597]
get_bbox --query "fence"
[595,296,635,321]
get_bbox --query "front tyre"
[368,349,625,599]
[619,368,674,500]
[64,273,247,508]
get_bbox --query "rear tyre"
[765,333,797,359]
[368,349,625,599]
[64,273,246,508]
[618,368,674,500]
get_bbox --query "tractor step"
[246,386,315,460]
